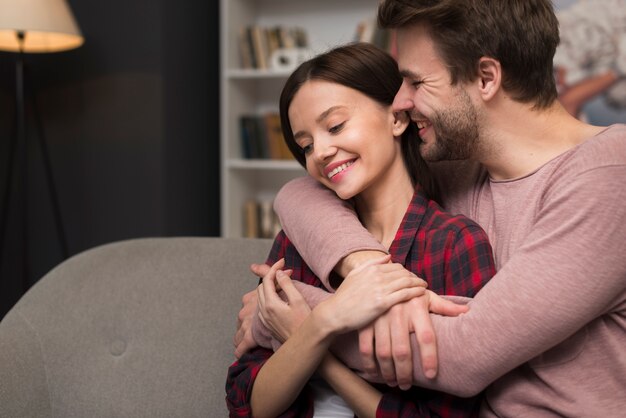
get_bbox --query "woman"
[226,43,495,417]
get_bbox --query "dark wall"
[0,0,220,318]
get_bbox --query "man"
[236,0,626,416]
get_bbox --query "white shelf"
[226,159,304,171]
[226,68,293,80]
[220,0,379,237]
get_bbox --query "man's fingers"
[374,316,396,385]
[429,292,469,316]
[411,296,438,379]
[358,325,377,375]
[389,305,413,390]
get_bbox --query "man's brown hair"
[378,0,560,108]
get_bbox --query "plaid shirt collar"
[389,184,429,265]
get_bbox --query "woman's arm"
[317,353,382,418]
[250,258,426,417]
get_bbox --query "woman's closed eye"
[329,122,345,134]
[301,143,314,155]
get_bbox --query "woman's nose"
[311,135,337,163]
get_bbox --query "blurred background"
[1,0,624,319]
[553,0,626,124]
[0,0,220,317]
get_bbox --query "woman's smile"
[324,159,357,182]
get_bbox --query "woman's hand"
[314,254,427,336]
[257,259,311,343]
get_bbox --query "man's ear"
[476,57,501,102]
[392,111,410,137]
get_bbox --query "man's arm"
[274,176,387,284]
[274,176,467,384]
[275,164,626,396]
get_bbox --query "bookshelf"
[220,0,380,237]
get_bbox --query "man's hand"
[355,267,468,387]
[362,295,440,386]
[233,261,272,358]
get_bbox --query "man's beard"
[420,89,480,162]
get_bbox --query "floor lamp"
[0,0,83,292]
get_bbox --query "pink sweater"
[273,125,626,417]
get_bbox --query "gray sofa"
[0,237,272,417]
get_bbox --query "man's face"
[393,24,481,162]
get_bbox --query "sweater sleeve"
[274,176,387,285]
[331,165,626,397]
[278,162,626,397]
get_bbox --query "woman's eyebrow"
[293,130,308,141]
[293,105,348,141]
[316,105,347,123]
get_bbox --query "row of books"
[243,198,281,239]
[354,18,396,56]
[238,25,309,70]
[239,113,295,160]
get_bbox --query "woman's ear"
[392,111,410,137]
[476,57,501,102]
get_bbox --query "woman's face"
[288,80,408,200]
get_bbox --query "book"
[238,25,310,69]
[242,197,281,239]
[258,199,274,239]
[239,115,264,159]
[243,199,259,238]
[251,26,268,69]
[264,113,284,159]
[238,26,253,69]
[239,113,295,160]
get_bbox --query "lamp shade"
[0,0,83,53]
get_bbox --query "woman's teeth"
[327,161,354,179]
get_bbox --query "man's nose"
[392,82,414,112]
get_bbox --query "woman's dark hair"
[279,42,439,202]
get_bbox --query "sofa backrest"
[0,237,272,417]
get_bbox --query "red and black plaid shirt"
[226,185,496,418]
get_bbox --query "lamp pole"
[0,30,69,292]
[16,31,30,292]
[0,0,83,294]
